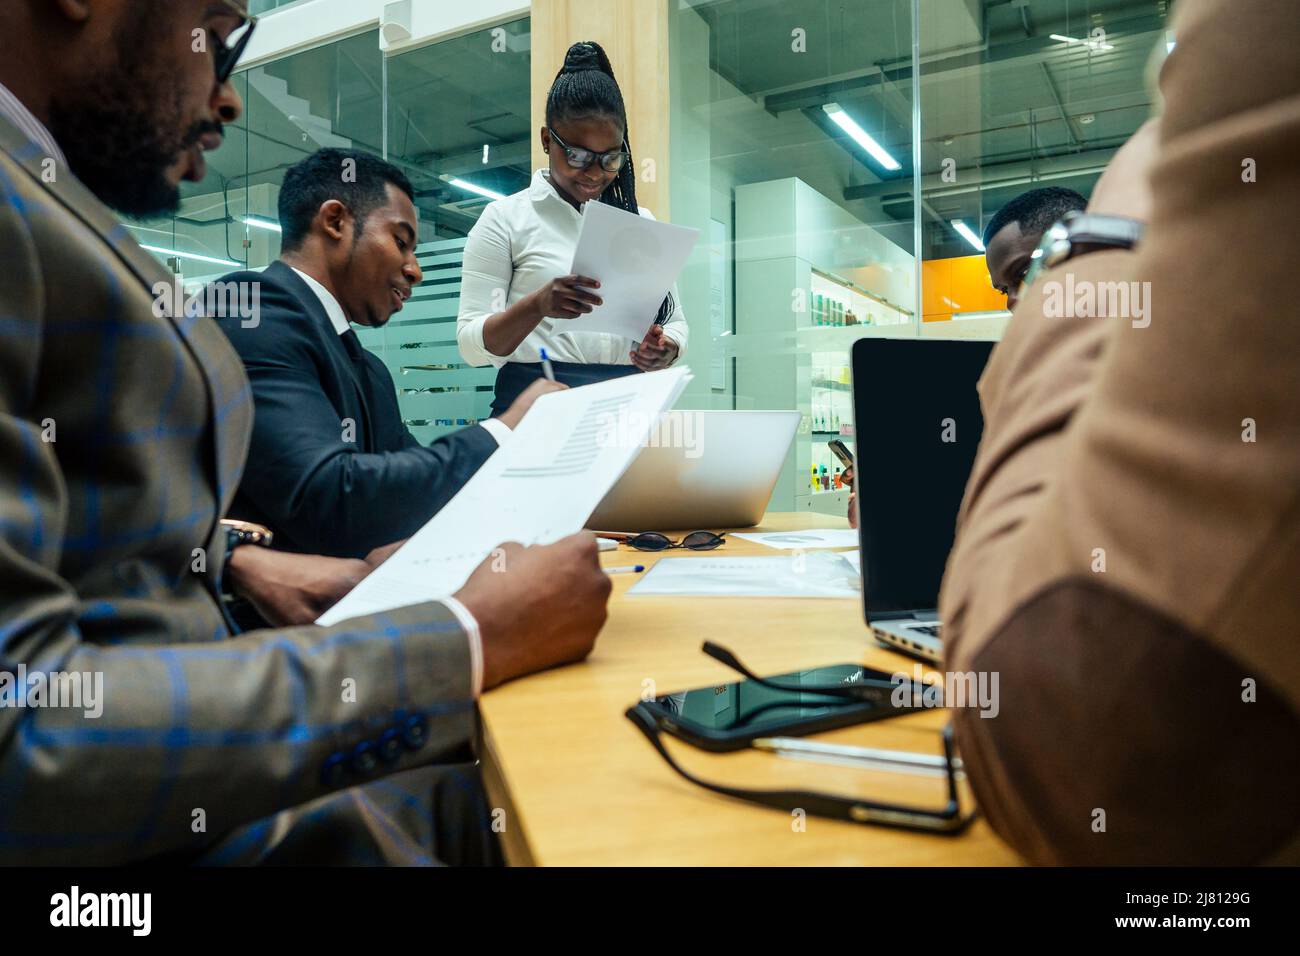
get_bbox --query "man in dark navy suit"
[214,148,561,559]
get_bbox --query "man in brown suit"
[940,0,1300,864]
[0,0,609,864]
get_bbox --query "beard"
[46,6,217,219]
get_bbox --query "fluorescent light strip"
[1050,32,1114,52]
[447,177,507,201]
[242,216,282,233]
[951,220,985,253]
[822,103,901,172]
[141,245,240,268]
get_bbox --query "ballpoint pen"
[752,737,964,778]
[539,347,556,382]
[604,565,645,575]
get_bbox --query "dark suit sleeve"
[217,277,498,558]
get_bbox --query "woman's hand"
[630,324,680,371]
[529,275,602,320]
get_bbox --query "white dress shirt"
[290,267,492,695]
[457,169,689,368]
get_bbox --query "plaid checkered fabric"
[0,114,477,864]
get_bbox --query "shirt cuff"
[478,417,512,446]
[440,595,483,698]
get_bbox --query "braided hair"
[546,41,673,327]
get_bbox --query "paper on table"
[730,529,861,550]
[562,201,700,341]
[317,366,693,626]
[627,553,861,599]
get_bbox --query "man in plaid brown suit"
[0,0,610,865]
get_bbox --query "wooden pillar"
[529,0,670,219]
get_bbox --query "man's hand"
[630,324,679,371]
[227,547,371,627]
[497,378,568,430]
[453,533,612,690]
[364,540,407,568]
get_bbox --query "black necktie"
[338,328,378,449]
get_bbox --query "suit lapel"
[267,262,375,447]
[0,114,252,516]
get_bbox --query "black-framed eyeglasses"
[626,706,973,834]
[213,1,258,85]
[546,127,630,173]
[626,531,726,552]
[702,641,908,707]
[625,640,972,833]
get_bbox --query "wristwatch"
[219,519,274,601]
[1021,211,1145,294]
[222,518,274,553]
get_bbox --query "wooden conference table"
[477,512,1021,866]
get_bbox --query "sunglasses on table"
[594,531,727,552]
[546,127,630,173]
[213,1,258,85]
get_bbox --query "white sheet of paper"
[317,366,693,626]
[627,553,861,599]
[563,201,700,341]
[730,529,861,550]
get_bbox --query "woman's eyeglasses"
[619,531,726,552]
[546,128,630,173]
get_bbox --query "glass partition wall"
[124,0,1169,513]
[125,19,533,446]
[670,0,1169,513]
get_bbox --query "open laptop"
[587,410,800,531]
[852,338,994,662]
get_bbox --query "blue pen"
[604,565,645,575]
[539,347,556,382]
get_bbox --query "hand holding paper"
[318,366,694,625]
[562,202,699,341]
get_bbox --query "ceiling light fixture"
[822,103,902,171]
[951,220,985,253]
[140,245,241,267]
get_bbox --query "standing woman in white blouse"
[456,40,688,415]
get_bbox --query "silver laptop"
[851,339,994,663]
[587,410,800,532]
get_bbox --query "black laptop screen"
[851,338,994,617]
